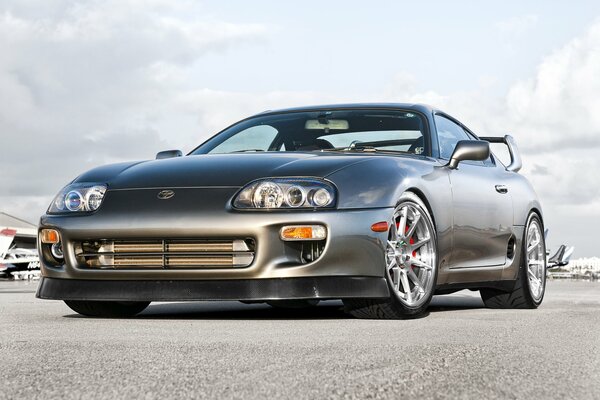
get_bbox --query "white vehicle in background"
[0,229,15,273]
[0,212,40,278]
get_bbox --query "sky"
[1,0,600,256]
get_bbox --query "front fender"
[325,156,450,210]
[326,156,453,267]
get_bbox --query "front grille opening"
[74,239,255,269]
[507,236,516,260]
[284,240,326,264]
[40,243,63,266]
[301,240,326,263]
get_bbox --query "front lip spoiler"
[36,276,389,302]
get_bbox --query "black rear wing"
[548,244,575,268]
[479,134,522,173]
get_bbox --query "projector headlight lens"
[51,242,64,259]
[285,186,306,208]
[65,191,84,211]
[48,183,107,214]
[234,178,336,209]
[311,188,332,207]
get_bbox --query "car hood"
[75,153,378,189]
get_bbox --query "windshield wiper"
[230,149,266,153]
[323,146,408,155]
[324,146,376,153]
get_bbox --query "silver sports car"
[37,103,547,318]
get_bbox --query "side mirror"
[446,140,490,169]
[156,150,183,160]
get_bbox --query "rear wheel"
[344,192,438,319]
[64,300,150,318]
[481,212,546,309]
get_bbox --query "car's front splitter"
[36,276,390,301]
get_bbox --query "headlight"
[233,178,336,209]
[48,183,107,214]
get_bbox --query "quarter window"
[434,115,471,160]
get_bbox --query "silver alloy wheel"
[526,219,546,301]
[386,203,436,307]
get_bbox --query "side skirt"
[434,280,516,295]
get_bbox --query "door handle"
[495,185,508,194]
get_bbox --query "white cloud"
[500,21,600,213]
[505,21,600,152]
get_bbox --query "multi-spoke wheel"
[481,212,547,309]
[344,192,438,319]
[386,200,436,308]
[525,219,545,302]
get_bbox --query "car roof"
[255,103,437,117]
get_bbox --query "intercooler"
[74,239,255,269]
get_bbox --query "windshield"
[191,109,428,155]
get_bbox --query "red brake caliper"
[396,220,417,268]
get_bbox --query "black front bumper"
[36,276,389,302]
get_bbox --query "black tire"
[266,300,320,309]
[481,213,546,309]
[343,192,438,319]
[64,300,150,318]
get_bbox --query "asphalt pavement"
[0,280,598,400]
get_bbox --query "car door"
[435,114,514,268]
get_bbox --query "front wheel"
[344,192,438,319]
[481,212,546,309]
[64,300,150,318]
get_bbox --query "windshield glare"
[192,110,427,155]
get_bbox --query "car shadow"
[139,300,348,320]
[63,300,349,320]
[428,294,485,313]
[63,294,486,320]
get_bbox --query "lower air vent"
[507,237,516,260]
[301,240,326,263]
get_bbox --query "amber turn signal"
[40,229,60,244]
[370,221,389,232]
[280,225,327,241]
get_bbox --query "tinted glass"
[435,115,470,159]
[210,126,278,153]
[192,110,428,155]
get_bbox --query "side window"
[434,115,470,159]
[209,125,278,154]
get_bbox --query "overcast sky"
[1,1,599,256]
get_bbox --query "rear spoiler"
[479,135,522,173]
[548,244,575,268]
